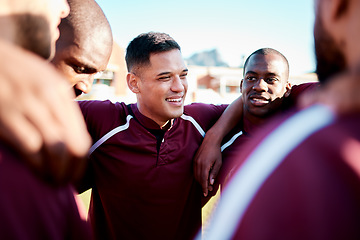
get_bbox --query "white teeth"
[251,98,268,104]
[166,98,181,102]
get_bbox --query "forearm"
[194,96,243,196]
[206,96,243,143]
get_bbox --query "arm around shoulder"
[194,97,243,197]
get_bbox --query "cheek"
[142,84,164,100]
[183,81,189,92]
[242,83,253,94]
[68,75,80,87]
[271,86,286,98]
[60,66,78,86]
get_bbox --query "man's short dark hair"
[125,32,181,72]
[243,48,290,78]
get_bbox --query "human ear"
[284,82,292,97]
[240,79,243,92]
[127,73,140,93]
[332,0,350,19]
[321,0,348,32]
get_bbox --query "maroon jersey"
[78,100,226,240]
[219,82,319,183]
[203,105,360,240]
[0,144,91,240]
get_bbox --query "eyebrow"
[156,68,188,77]
[265,73,279,77]
[245,71,258,75]
[66,57,98,72]
[245,71,279,77]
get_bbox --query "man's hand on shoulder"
[0,40,91,184]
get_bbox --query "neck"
[136,102,173,129]
[242,113,266,134]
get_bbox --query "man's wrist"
[204,128,223,145]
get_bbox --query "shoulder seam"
[221,131,243,152]
[180,114,206,137]
[89,115,133,155]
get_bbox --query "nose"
[60,0,70,19]
[171,75,186,93]
[77,75,95,94]
[252,78,268,92]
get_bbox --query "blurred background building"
[78,43,317,104]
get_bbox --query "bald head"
[51,0,113,97]
[243,48,290,79]
[65,0,112,46]
[241,48,291,120]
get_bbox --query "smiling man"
[241,48,291,120]
[77,32,229,240]
[217,48,296,183]
[194,48,317,196]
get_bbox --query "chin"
[249,108,270,118]
[169,110,184,119]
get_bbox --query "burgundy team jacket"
[0,144,92,239]
[78,101,226,240]
[204,105,360,240]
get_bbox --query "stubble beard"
[314,14,347,84]
[14,14,53,60]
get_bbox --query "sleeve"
[76,100,127,193]
[290,82,319,99]
[284,82,320,109]
[77,100,128,141]
[184,103,228,131]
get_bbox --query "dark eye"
[72,65,86,74]
[266,77,278,83]
[158,76,171,81]
[246,76,256,81]
[71,64,97,74]
[180,72,188,79]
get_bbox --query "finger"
[0,126,43,173]
[33,73,90,183]
[199,159,210,197]
[44,79,91,159]
[208,158,222,191]
[0,110,44,170]
[20,83,71,182]
[0,44,89,184]
[208,184,213,193]
[200,161,210,197]
[193,149,210,197]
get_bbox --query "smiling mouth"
[249,96,269,106]
[166,97,182,103]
